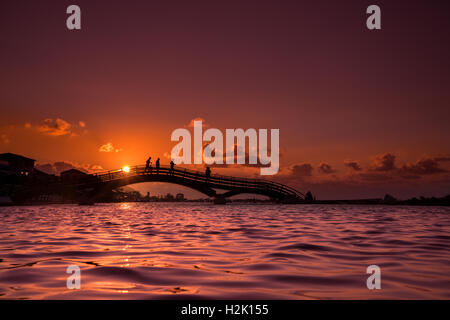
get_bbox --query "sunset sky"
[1,0,449,199]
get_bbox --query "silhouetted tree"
[305,191,314,202]
[383,194,397,202]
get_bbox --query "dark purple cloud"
[318,162,335,174]
[371,153,396,172]
[290,163,313,177]
[34,163,55,175]
[35,161,100,175]
[344,160,362,171]
[399,157,447,175]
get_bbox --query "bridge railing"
[91,164,304,198]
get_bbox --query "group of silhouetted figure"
[144,156,211,178]
[145,156,170,174]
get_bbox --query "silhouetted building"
[60,168,88,183]
[164,193,175,201]
[0,153,35,176]
[114,190,142,202]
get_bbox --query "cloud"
[318,162,335,174]
[358,172,393,182]
[185,117,210,129]
[35,162,76,175]
[434,156,450,162]
[290,163,313,177]
[37,118,72,136]
[399,157,447,175]
[89,164,104,172]
[35,161,104,175]
[99,142,123,153]
[371,153,396,172]
[54,161,77,173]
[274,153,449,195]
[1,134,10,144]
[344,160,362,171]
[25,118,87,137]
[34,163,55,174]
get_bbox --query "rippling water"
[0,203,449,299]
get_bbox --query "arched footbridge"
[68,165,305,204]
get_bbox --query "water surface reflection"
[0,203,449,299]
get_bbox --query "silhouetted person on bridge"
[205,166,211,179]
[170,160,175,174]
[145,157,152,173]
[145,157,151,172]
[156,158,160,174]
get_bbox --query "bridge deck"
[89,165,304,200]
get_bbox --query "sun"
[122,166,130,173]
